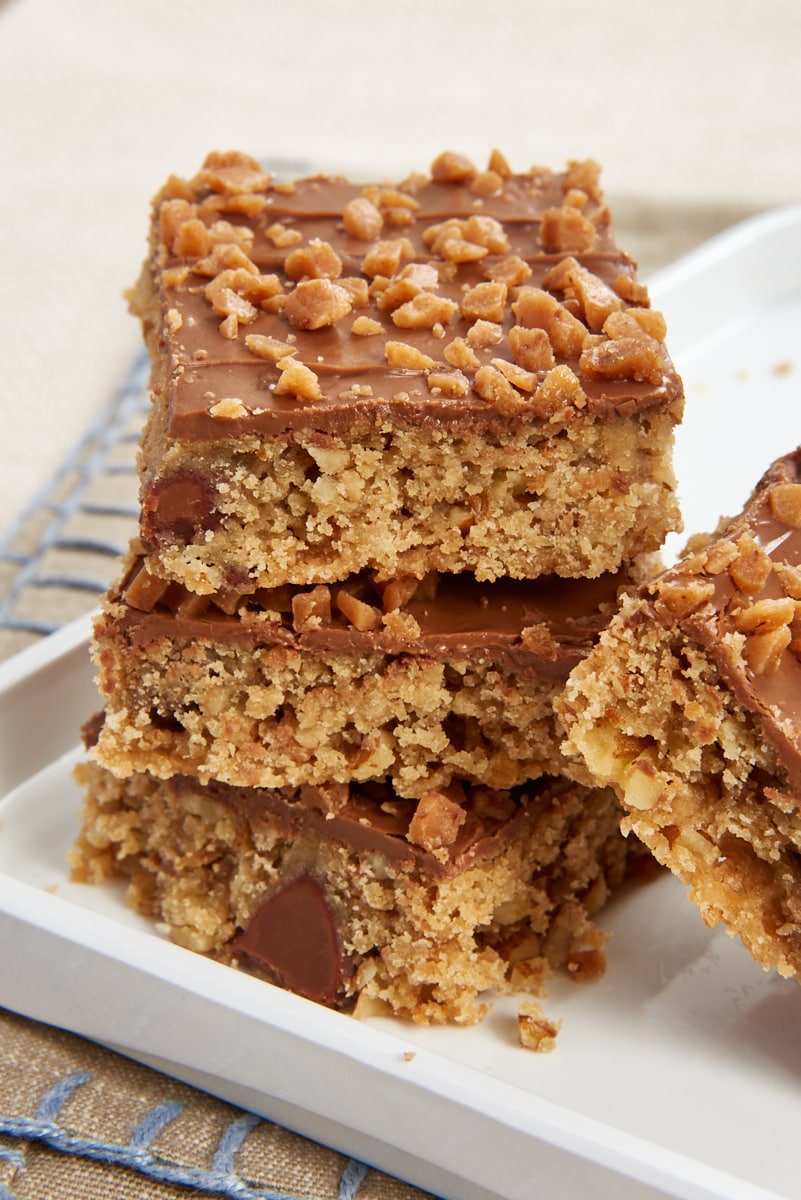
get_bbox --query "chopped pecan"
[622,751,664,811]
[517,1003,561,1053]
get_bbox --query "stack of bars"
[71,149,684,1027]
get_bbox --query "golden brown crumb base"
[131,149,683,594]
[559,449,801,980]
[70,761,638,1025]
[89,551,642,797]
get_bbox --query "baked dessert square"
[72,742,642,1025]
[130,149,684,596]
[558,448,801,981]
[88,551,638,797]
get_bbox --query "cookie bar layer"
[91,555,632,795]
[559,449,801,980]
[131,150,683,594]
[71,755,638,1025]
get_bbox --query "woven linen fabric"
[0,1008,434,1200]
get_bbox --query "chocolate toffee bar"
[89,553,640,796]
[72,739,642,1024]
[130,149,684,595]
[559,449,801,980]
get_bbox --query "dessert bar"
[89,552,638,796]
[559,449,801,980]
[72,740,641,1025]
[130,149,684,595]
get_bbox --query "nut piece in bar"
[131,149,684,596]
[558,448,801,981]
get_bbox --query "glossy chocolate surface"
[144,154,683,441]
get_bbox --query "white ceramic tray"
[3,206,801,1200]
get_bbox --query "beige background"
[2,0,801,534]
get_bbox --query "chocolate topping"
[646,449,801,799]
[176,771,571,878]
[140,152,683,443]
[112,556,630,681]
